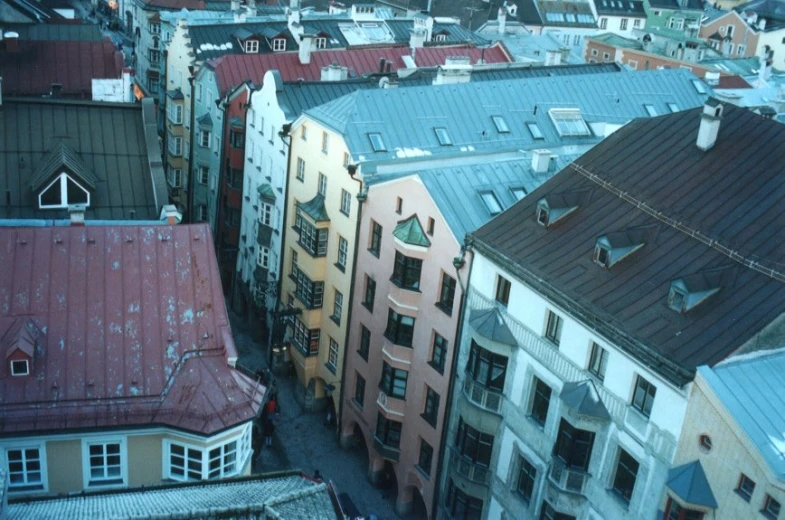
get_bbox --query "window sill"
[526,414,547,431]
[329,315,341,326]
[324,362,337,375]
[761,510,778,520]
[352,398,363,410]
[543,337,560,349]
[334,262,346,273]
[361,302,374,314]
[734,489,753,503]
[415,465,431,480]
[296,177,304,183]
[357,349,369,362]
[435,301,453,316]
[383,334,413,349]
[340,209,350,217]
[368,248,380,258]
[420,413,437,429]
[428,360,444,375]
[389,277,421,293]
[606,488,632,510]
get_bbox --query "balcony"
[451,451,490,486]
[549,457,589,495]
[377,390,406,418]
[462,377,502,414]
[373,436,400,462]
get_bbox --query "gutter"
[186,67,198,222]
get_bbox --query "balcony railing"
[462,377,502,414]
[451,450,490,486]
[549,457,588,495]
[373,436,400,462]
[466,288,677,462]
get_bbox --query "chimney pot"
[161,204,182,225]
[68,204,86,226]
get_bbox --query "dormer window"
[315,37,327,49]
[593,227,651,268]
[536,192,585,227]
[667,271,723,313]
[272,38,286,51]
[668,287,687,312]
[39,173,90,209]
[245,40,259,53]
[10,359,29,376]
[549,108,591,137]
[536,202,549,226]
[594,245,610,266]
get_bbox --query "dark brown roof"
[472,104,785,386]
[0,224,265,437]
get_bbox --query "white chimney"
[497,6,507,34]
[299,34,314,64]
[531,149,552,174]
[433,56,472,85]
[697,99,723,151]
[704,70,720,86]
[758,17,766,30]
[230,0,240,10]
[161,204,182,225]
[68,204,86,226]
[409,28,426,50]
[544,49,562,66]
[321,63,348,82]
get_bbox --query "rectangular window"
[168,443,202,481]
[328,338,339,371]
[261,203,273,226]
[427,217,435,235]
[316,37,327,48]
[588,342,608,382]
[446,480,483,519]
[395,197,403,214]
[321,131,329,154]
[430,333,447,374]
[229,130,244,149]
[297,217,328,257]
[245,40,259,53]
[318,173,327,196]
[633,18,641,28]
[495,275,511,306]
[763,494,780,519]
[301,124,307,141]
[10,360,29,376]
[198,166,209,184]
[511,187,526,201]
[272,38,286,51]
[336,236,348,270]
[257,247,270,268]
[296,157,305,181]
[466,340,508,392]
[197,205,208,222]
[293,318,320,356]
[385,309,415,347]
[86,441,123,486]
[369,220,382,255]
[480,191,503,216]
[368,132,386,151]
[418,439,433,477]
[632,375,656,417]
[6,447,44,490]
[549,108,591,137]
[737,473,755,501]
[380,361,409,399]
[455,418,494,466]
[148,49,161,64]
[331,290,343,324]
[553,419,594,471]
[354,373,365,408]
[668,103,680,113]
[600,18,607,29]
[168,136,183,157]
[530,376,552,426]
[545,310,563,346]
[644,104,658,116]
[359,325,371,360]
[392,251,423,290]
[423,386,440,426]
[517,456,537,503]
[167,103,183,124]
[434,127,452,145]
[527,122,544,139]
[438,273,457,315]
[199,130,210,147]
[620,18,628,30]
[612,448,639,503]
[363,275,376,312]
[340,188,351,215]
[492,115,510,133]
[375,413,402,448]
[207,441,237,479]
[343,152,350,167]
[293,266,324,308]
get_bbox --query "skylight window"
[549,109,591,137]
[644,104,658,116]
[691,79,708,94]
[527,122,544,139]
[668,103,679,113]
[368,133,386,152]
[480,191,503,216]
[510,187,527,201]
[492,116,510,134]
[434,127,452,146]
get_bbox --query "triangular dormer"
[30,141,96,210]
[2,318,41,377]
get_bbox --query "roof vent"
[531,149,552,174]
[697,98,723,151]
[593,226,655,268]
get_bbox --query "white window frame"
[38,172,91,210]
[318,173,327,196]
[340,188,351,215]
[258,246,270,268]
[167,102,183,124]
[620,18,628,31]
[10,359,29,376]
[296,158,305,180]
[168,136,183,157]
[261,202,273,226]
[4,444,47,492]
[164,426,251,482]
[197,205,208,222]
[337,236,348,268]
[169,168,183,188]
[207,439,238,479]
[245,40,259,53]
[328,337,339,369]
[198,166,209,185]
[199,130,210,147]
[165,439,203,481]
[321,131,329,154]
[315,37,327,49]
[549,108,591,137]
[272,38,286,51]
[82,437,127,489]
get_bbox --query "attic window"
[368,133,386,152]
[480,191,503,216]
[644,104,658,116]
[549,109,591,137]
[272,38,286,51]
[594,245,610,267]
[315,37,327,49]
[39,173,90,210]
[667,275,721,313]
[668,287,687,312]
[527,122,544,139]
[536,201,550,226]
[510,187,527,201]
[245,40,259,53]
[492,116,510,133]
[593,229,648,268]
[668,103,679,113]
[434,127,452,146]
[10,359,29,376]
[691,79,707,94]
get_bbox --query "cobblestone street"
[230,311,405,520]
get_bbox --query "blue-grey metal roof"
[469,307,517,346]
[384,19,489,45]
[305,69,710,162]
[666,461,718,508]
[560,380,611,420]
[699,350,785,480]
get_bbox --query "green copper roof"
[257,183,276,201]
[392,215,431,247]
[297,194,330,222]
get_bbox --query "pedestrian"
[263,417,275,447]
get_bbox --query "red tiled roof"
[0,224,265,437]
[716,74,752,89]
[0,39,124,97]
[211,43,511,95]
[143,0,204,8]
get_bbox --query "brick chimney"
[697,99,723,151]
[4,32,19,53]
